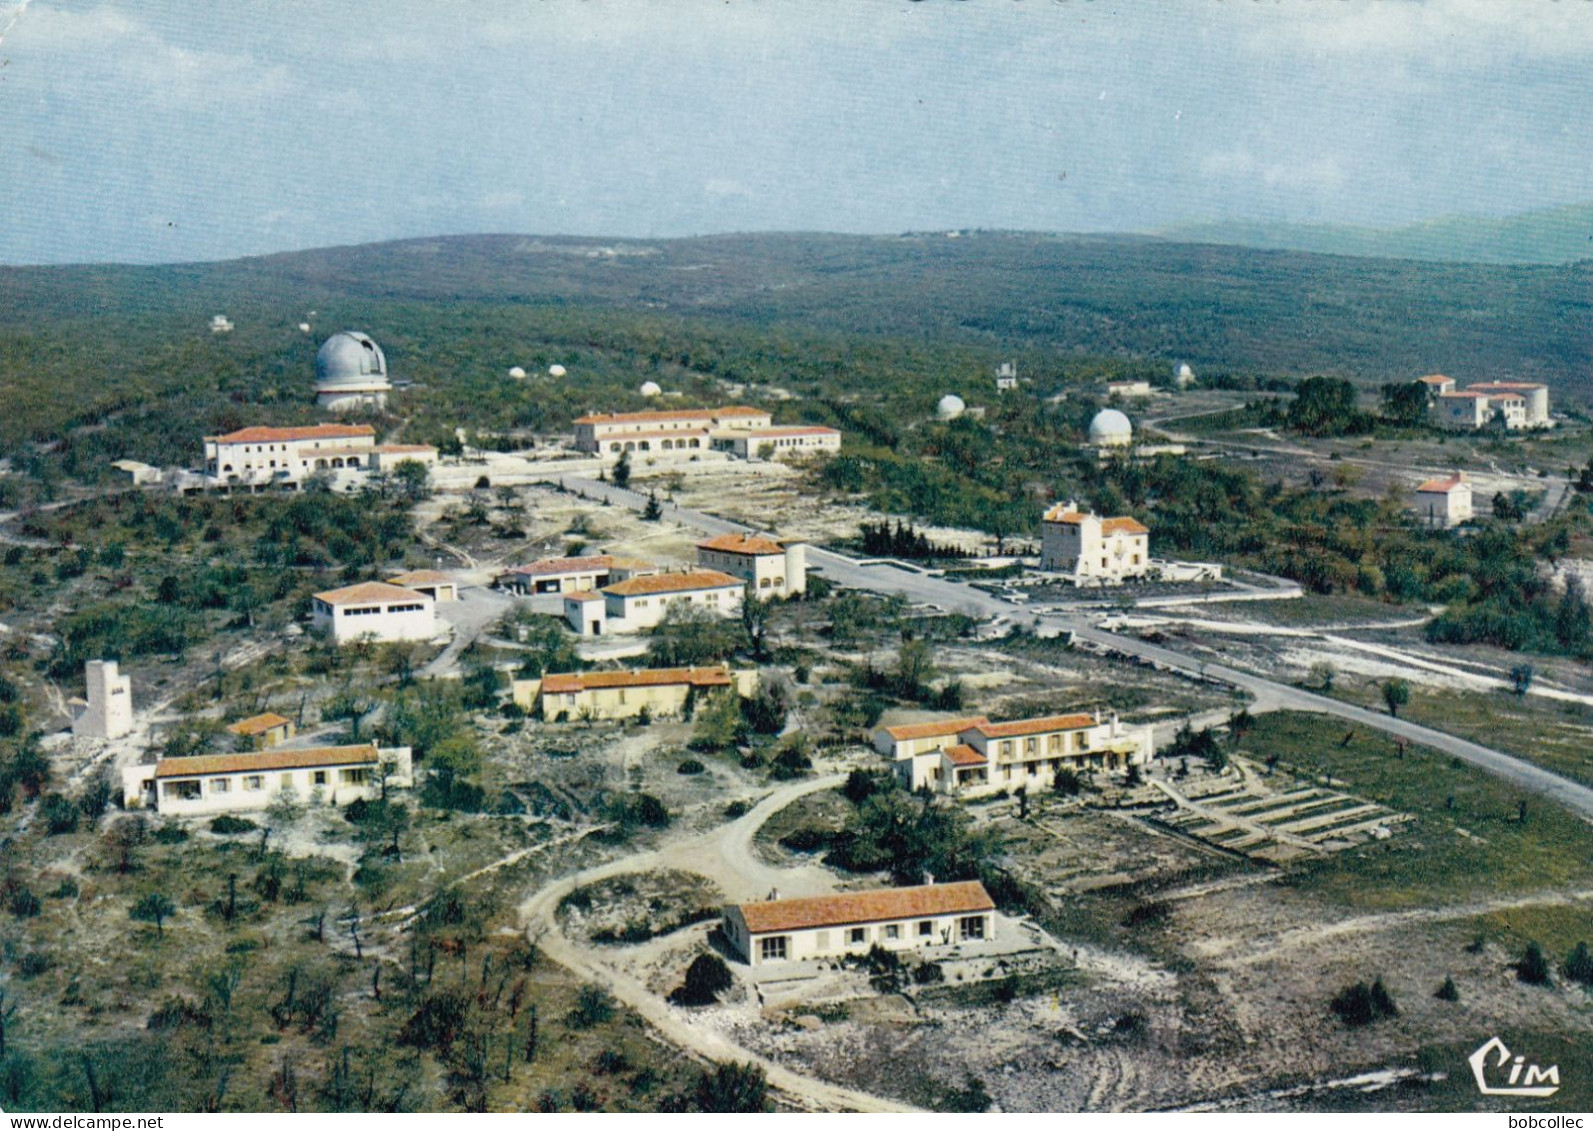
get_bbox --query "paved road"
[519,774,920,1114]
[557,475,1593,823]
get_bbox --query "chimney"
[766,887,780,902]
[922,871,935,886]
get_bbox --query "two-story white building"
[722,881,996,967]
[874,711,1153,798]
[312,582,438,645]
[572,406,772,456]
[562,569,746,635]
[1428,381,1550,431]
[202,424,438,491]
[122,742,414,815]
[1039,501,1151,585]
[695,534,807,598]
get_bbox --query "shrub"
[1053,768,1084,797]
[912,961,945,985]
[1517,941,1552,985]
[676,759,705,776]
[692,1061,767,1113]
[669,953,734,1007]
[1330,978,1398,1026]
[1564,941,1593,987]
[39,793,79,835]
[48,878,79,899]
[397,990,469,1053]
[777,827,830,853]
[567,984,616,1029]
[209,814,257,835]
[17,951,52,978]
[723,800,750,819]
[152,824,189,845]
[935,1074,993,1113]
[8,886,41,918]
[1435,976,1460,1002]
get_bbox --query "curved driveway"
[519,774,922,1114]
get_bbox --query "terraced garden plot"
[1151,778,1411,864]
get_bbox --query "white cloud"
[1241,0,1593,63]
[1200,146,1346,196]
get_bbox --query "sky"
[1,0,1591,265]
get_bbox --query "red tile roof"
[943,743,987,766]
[881,716,990,742]
[1417,476,1468,493]
[564,592,605,603]
[208,424,375,444]
[539,666,734,694]
[512,555,616,576]
[154,743,378,778]
[735,881,994,935]
[1101,517,1150,536]
[386,570,454,586]
[973,713,1097,739]
[1465,382,1546,393]
[225,712,292,737]
[698,533,789,556]
[314,581,430,607]
[1416,375,1454,386]
[603,569,741,597]
[573,405,769,426]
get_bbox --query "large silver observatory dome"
[314,331,390,410]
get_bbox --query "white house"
[696,533,807,598]
[1416,374,1457,397]
[875,711,1153,798]
[312,582,438,644]
[1107,380,1153,398]
[1429,382,1551,431]
[122,743,413,815]
[563,569,745,636]
[722,881,996,966]
[572,406,772,455]
[1039,501,1151,584]
[1414,472,1473,528]
[71,660,133,740]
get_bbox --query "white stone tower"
[73,660,133,740]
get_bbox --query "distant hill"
[0,231,1588,473]
[1158,201,1593,266]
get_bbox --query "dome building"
[315,332,391,411]
[1088,408,1133,448]
[936,394,966,421]
[639,381,662,398]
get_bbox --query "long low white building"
[563,569,745,635]
[122,743,414,815]
[722,881,996,967]
[312,581,438,644]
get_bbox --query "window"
[211,778,230,793]
[918,920,934,937]
[1025,737,1037,754]
[885,924,900,940]
[958,916,986,941]
[1000,740,1013,758]
[163,780,201,800]
[243,775,264,791]
[847,927,866,944]
[760,936,788,961]
[281,773,293,788]
[340,768,369,785]
[313,771,328,786]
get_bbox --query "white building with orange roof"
[560,569,746,635]
[571,405,772,455]
[722,881,996,966]
[1428,380,1550,430]
[201,423,437,490]
[1039,500,1151,584]
[226,712,296,750]
[1414,471,1473,528]
[513,665,757,721]
[696,533,807,597]
[385,569,458,602]
[311,581,438,644]
[496,554,657,595]
[874,710,1152,797]
[1416,374,1457,397]
[122,742,414,815]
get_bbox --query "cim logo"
[1471,1037,1561,1098]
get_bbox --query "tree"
[690,690,745,751]
[692,1061,767,1113]
[740,582,771,658]
[1517,940,1551,985]
[130,891,176,938]
[1287,377,1368,438]
[1381,678,1410,718]
[641,491,663,522]
[611,451,631,490]
[1509,664,1534,697]
[744,676,790,735]
[894,638,937,699]
[1435,976,1460,1002]
[935,1074,993,1112]
[1380,381,1430,427]
[1562,941,1593,986]
[648,603,739,667]
[669,954,734,1006]
[1330,977,1398,1026]
[568,984,615,1029]
[391,460,432,504]
[1308,661,1336,693]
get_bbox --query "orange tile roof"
[564,592,605,602]
[1101,517,1150,536]
[587,427,712,441]
[208,424,375,444]
[698,533,789,556]
[736,881,994,935]
[1042,504,1086,523]
[386,570,454,586]
[1465,382,1546,393]
[378,443,438,454]
[313,581,430,606]
[1417,476,1468,493]
[154,743,378,778]
[226,712,292,737]
[972,713,1096,739]
[540,666,733,694]
[882,716,990,742]
[512,554,615,576]
[1416,374,1454,386]
[573,405,769,426]
[1438,391,1489,400]
[603,569,741,597]
[943,743,987,766]
[720,425,840,437]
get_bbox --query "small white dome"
[1089,408,1133,446]
[508,366,527,379]
[936,394,966,421]
[639,380,662,397]
[548,364,567,377]
[298,322,311,333]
